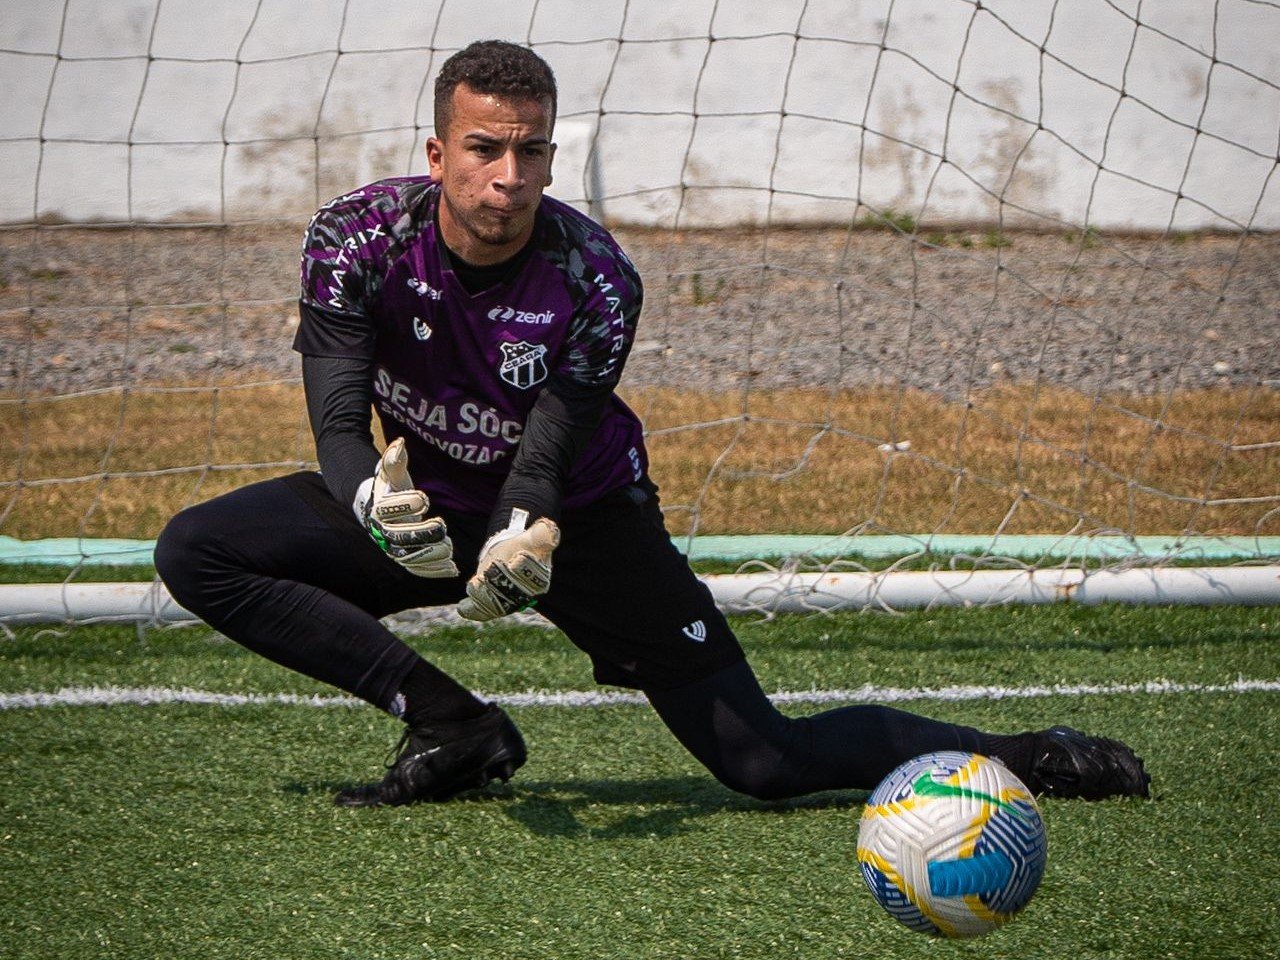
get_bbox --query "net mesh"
[1,0,1278,611]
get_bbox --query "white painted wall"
[1,0,1276,229]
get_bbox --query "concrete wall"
[2,0,1277,229]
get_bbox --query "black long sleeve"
[302,353,381,511]
[486,373,612,536]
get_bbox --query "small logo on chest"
[498,340,549,389]
[412,317,433,341]
[487,305,555,324]
[408,277,443,300]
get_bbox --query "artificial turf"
[2,605,1277,959]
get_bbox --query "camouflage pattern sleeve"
[294,189,381,359]
[555,232,644,393]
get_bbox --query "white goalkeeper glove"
[458,508,560,622]
[354,438,459,578]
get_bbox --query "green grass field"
[3,604,1278,959]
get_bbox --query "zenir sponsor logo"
[497,340,549,389]
[487,305,556,325]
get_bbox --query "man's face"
[426,83,555,266]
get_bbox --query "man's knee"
[154,504,223,605]
[709,726,811,802]
[713,759,800,802]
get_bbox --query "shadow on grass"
[503,776,866,839]
[279,774,867,838]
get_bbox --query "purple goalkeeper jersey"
[295,177,647,514]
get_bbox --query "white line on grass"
[1,678,1277,711]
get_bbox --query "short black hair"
[434,41,557,138]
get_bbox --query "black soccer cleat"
[1025,726,1151,801]
[334,704,526,808]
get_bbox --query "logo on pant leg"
[498,340,549,389]
[682,620,707,642]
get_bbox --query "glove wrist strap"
[504,508,530,535]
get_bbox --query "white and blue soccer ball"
[856,751,1047,938]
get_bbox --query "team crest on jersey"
[498,340,549,389]
[412,317,432,341]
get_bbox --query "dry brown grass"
[2,384,1277,541]
[629,385,1280,538]
[0,384,314,540]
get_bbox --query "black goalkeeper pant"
[157,472,1006,801]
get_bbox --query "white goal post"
[1,0,1278,623]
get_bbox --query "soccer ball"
[856,751,1047,938]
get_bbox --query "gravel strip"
[2,224,1276,397]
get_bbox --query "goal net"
[2,0,1278,621]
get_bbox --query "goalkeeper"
[157,41,1149,808]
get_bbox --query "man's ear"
[425,137,444,179]
[546,141,556,187]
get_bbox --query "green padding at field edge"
[681,534,1280,561]
[0,537,158,566]
[3,533,1278,565]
